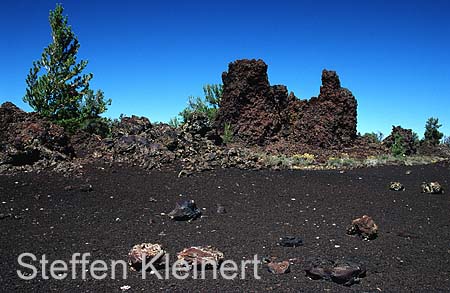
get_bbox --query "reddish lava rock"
[177,246,224,268]
[346,215,378,240]
[267,260,290,274]
[127,243,166,271]
[214,59,357,147]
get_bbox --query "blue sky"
[1,0,449,138]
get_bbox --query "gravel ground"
[0,163,449,292]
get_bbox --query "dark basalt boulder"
[278,236,304,247]
[168,199,202,221]
[305,257,366,286]
[214,59,358,147]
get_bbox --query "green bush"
[221,123,233,144]
[23,4,111,134]
[179,84,222,124]
[362,132,383,143]
[168,117,181,128]
[391,133,406,157]
[424,117,443,146]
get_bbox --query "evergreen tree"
[23,4,110,132]
[424,117,443,146]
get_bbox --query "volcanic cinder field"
[0,162,449,292]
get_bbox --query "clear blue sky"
[1,0,449,138]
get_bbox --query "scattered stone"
[216,204,227,214]
[79,184,93,192]
[267,260,290,274]
[421,182,444,194]
[331,260,366,286]
[0,213,11,220]
[127,243,166,271]
[305,257,366,286]
[405,170,412,175]
[389,182,405,191]
[120,285,131,291]
[347,215,378,240]
[278,236,304,247]
[178,169,192,178]
[168,200,201,221]
[177,246,224,268]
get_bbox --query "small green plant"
[221,123,233,144]
[291,153,315,166]
[424,117,443,146]
[391,133,405,157]
[168,117,181,128]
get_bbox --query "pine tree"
[23,4,110,132]
[424,117,443,146]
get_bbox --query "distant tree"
[23,4,110,133]
[423,117,443,146]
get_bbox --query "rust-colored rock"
[127,243,166,271]
[0,102,74,169]
[215,59,358,147]
[347,215,378,240]
[177,246,224,268]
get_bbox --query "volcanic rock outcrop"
[0,102,74,171]
[215,59,358,147]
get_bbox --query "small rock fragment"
[389,182,405,191]
[405,170,412,175]
[177,246,224,268]
[346,215,378,240]
[421,182,444,194]
[216,204,227,214]
[168,200,201,221]
[178,169,192,178]
[278,236,304,247]
[267,260,290,274]
[79,184,93,192]
[127,243,166,271]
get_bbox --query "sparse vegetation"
[391,133,406,157]
[179,84,223,124]
[168,117,181,128]
[423,117,443,146]
[326,155,360,168]
[362,132,383,143]
[221,123,233,144]
[23,4,111,135]
[291,153,316,166]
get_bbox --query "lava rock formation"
[215,59,358,147]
